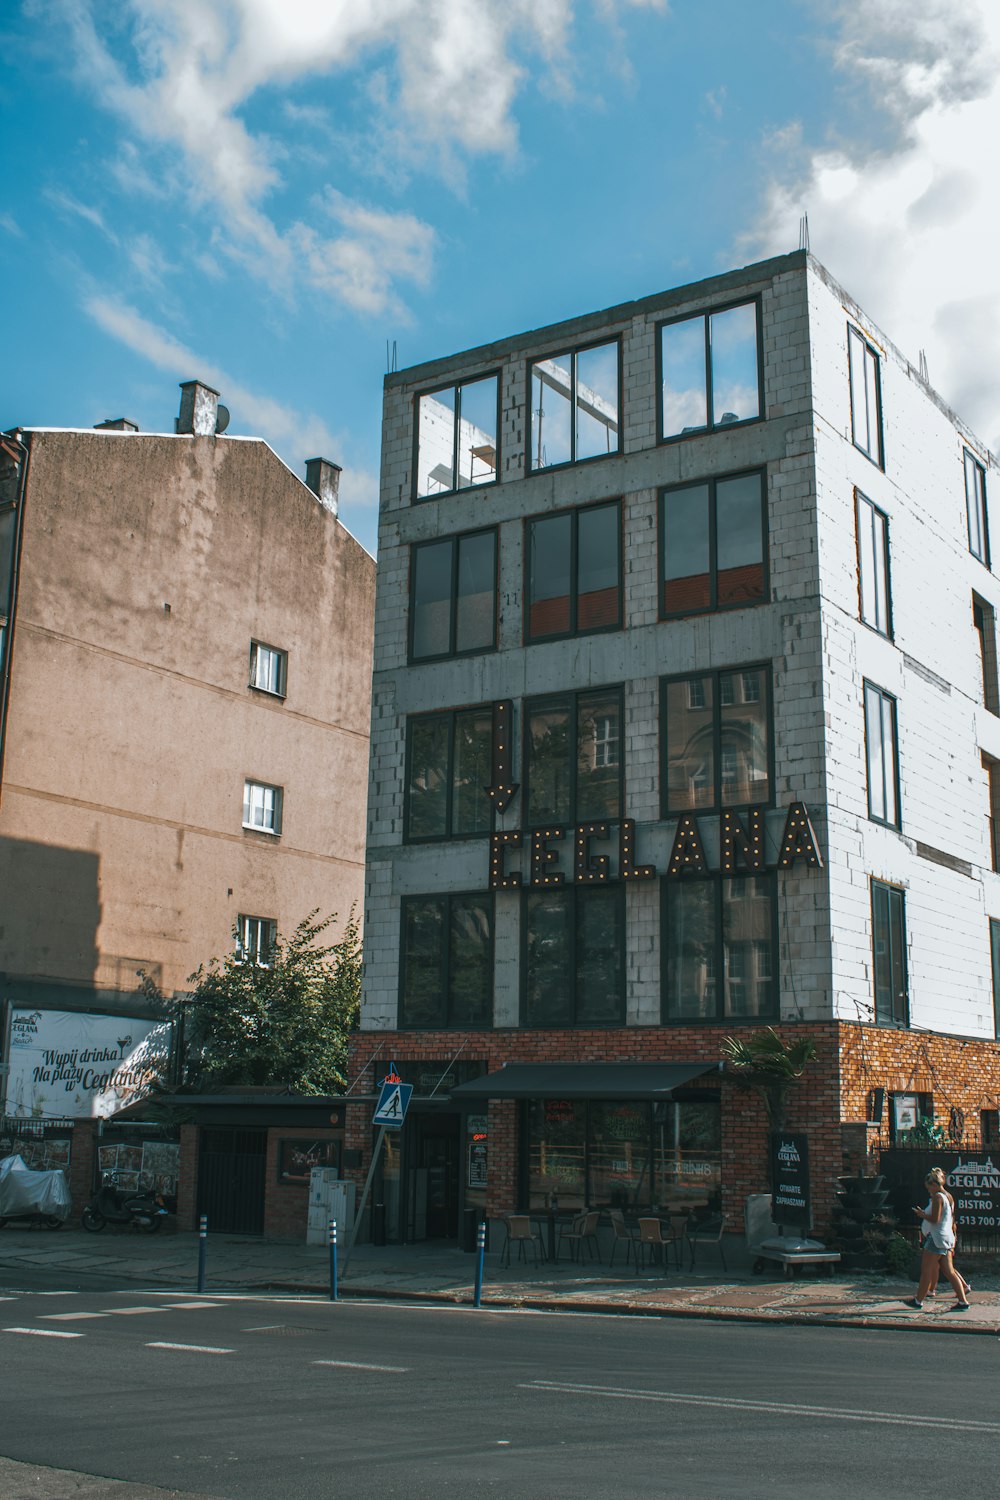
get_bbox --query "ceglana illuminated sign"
[488,803,822,891]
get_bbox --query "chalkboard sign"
[770,1132,811,1229]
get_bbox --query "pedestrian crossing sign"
[373,1079,413,1127]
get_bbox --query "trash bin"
[372,1201,386,1246]
[461,1207,477,1253]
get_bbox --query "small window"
[848,325,883,467]
[660,470,767,616]
[864,682,900,828]
[526,500,621,641]
[662,666,772,815]
[659,300,761,440]
[529,339,620,471]
[856,491,892,637]
[984,754,1000,873]
[243,779,283,835]
[236,915,277,966]
[965,450,989,565]
[405,708,493,841]
[249,641,287,697]
[872,879,907,1027]
[973,595,1000,715]
[410,528,497,662]
[415,374,499,499]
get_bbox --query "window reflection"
[661,471,765,616]
[664,667,770,814]
[411,530,496,661]
[524,887,624,1026]
[527,501,620,641]
[661,301,761,439]
[664,876,777,1022]
[416,376,498,498]
[530,340,619,470]
[527,688,623,824]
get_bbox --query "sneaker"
[947,1301,970,1311]
[904,1299,924,1310]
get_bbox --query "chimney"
[176,380,220,436]
[305,457,341,518]
[94,417,139,432]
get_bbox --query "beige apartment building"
[0,383,374,1122]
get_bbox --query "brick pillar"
[176,1123,198,1230]
[68,1119,97,1218]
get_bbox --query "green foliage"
[182,910,361,1095]
[720,1027,817,1129]
[906,1116,947,1148]
[884,1232,919,1278]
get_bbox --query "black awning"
[448,1062,717,1101]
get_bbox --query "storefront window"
[525,1097,721,1212]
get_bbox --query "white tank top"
[922,1192,956,1251]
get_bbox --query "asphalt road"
[1,1282,998,1500]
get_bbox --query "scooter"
[81,1179,168,1233]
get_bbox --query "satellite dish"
[215,404,231,435]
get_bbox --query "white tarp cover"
[0,1154,71,1219]
[5,1008,171,1118]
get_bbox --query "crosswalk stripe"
[3,1327,84,1339]
[42,1312,109,1321]
[313,1359,409,1372]
[146,1341,233,1354]
[103,1306,168,1315]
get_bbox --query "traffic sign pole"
[342,1124,388,1275]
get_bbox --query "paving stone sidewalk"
[1,1227,997,1334]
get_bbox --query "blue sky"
[3,1,999,556]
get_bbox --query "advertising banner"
[4,1007,171,1119]
[880,1149,1000,1233]
[770,1131,811,1229]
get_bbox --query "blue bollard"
[329,1219,339,1302]
[197,1214,208,1293]
[473,1220,486,1308]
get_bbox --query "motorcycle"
[82,1179,169,1233]
[0,1154,71,1230]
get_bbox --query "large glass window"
[660,470,766,616]
[525,687,623,825]
[410,529,496,661]
[991,919,1000,1042]
[965,450,989,566]
[662,667,771,815]
[399,894,493,1028]
[662,874,777,1022]
[660,301,761,439]
[526,500,621,641]
[872,879,908,1027]
[405,708,492,841]
[526,1097,721,1214]
[856,491,891,636]
[529,339,620,471]
[415,374,499,498]
[864,682,900,828]
[524,885,624,1026]
[848,326,883,467]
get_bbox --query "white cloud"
[83,293,375,509]
[42,188,119,243]
[0,212,23,237]
[742,0,1000,454]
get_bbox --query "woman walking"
[922,1167,971,1302]
[906,1171,970,1311]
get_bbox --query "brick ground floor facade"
[343,1024,1000,1244]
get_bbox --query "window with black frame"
[529,339,620,471]
[523,884,624,1026]
[872,879,908,1027]
[848,325,883,468]
[526,499,621,642]
[405,708,493,841]
[415,374,499,499]
[965,449,989,566]
[990,920,1000,1042]
[660,470,766,616]
[856,491,892,637]
[864,681,900,828]
[525,687,623,826]
[399,894,493,1028]
[661,667,771,816]
[660,300,761,440]
[409,529,496,661]
[662,873,777,1023]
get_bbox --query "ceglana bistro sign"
[487,803,822,890]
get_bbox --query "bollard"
[329,1219,339,1302]
[197,1214,208,1293]
[473,1220,486,1308]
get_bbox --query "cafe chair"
[685,1213,727,1272]
[607,1209,638,1269]
[557,1210,602,1264]
[500,1215,542,1268]
[636,1216,678,1273]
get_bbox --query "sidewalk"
[2,1226,998,1334]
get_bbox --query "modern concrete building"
[1,384,374,1124]
[347,250,1000,1246]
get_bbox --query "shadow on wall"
[0,835,100,988]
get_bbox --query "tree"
[181,910,361,1094]
[720,1026,817,1132]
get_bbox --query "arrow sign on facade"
[485,699,519,814]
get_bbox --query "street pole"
[473,1220,486,1308]
[342,1124,388,1275]
[329,1219,339,1301]
[197,1215,208,1292]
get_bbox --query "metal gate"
[196,1127,267,1235]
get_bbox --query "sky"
[3,0,999,557]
